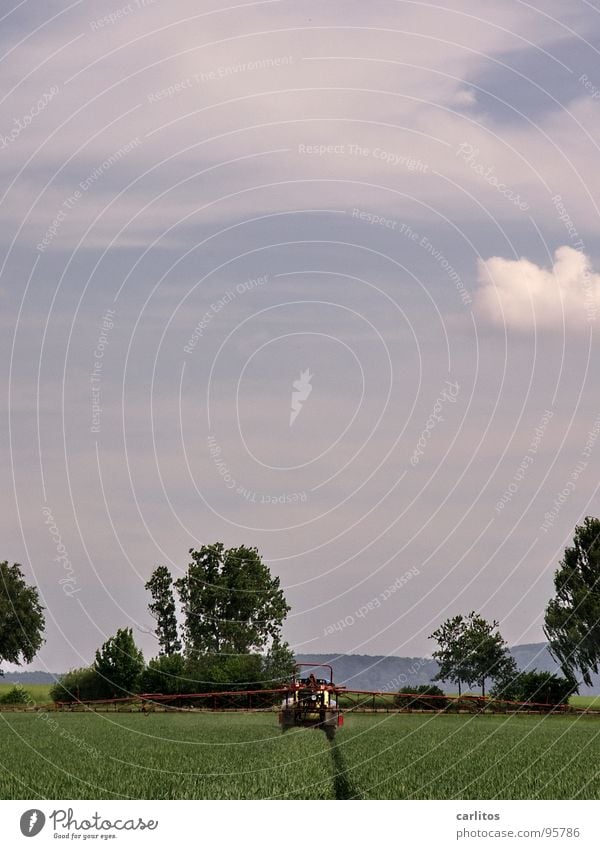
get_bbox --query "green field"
[0,683,52,704]
[1,711,600,799]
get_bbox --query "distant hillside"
[297,643,600,694]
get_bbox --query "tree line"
[428,518,600,705]
[1,518,600,705]
[49,543,295,701]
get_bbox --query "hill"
[0,670,57,684]
[297,643,600,693]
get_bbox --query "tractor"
[279,663,344,740]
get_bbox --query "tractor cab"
[279,663,343,739]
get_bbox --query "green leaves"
[94,627,144,696]
[544,516,600,687]
[174,543,291,657]
[430,611,515,696]
[0,561,45,671]
[145,565,181,656]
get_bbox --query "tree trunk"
[481,678,485,698]
[458,680,462,696]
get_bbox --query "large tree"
[429,614,471,695]
[174,543,291,657]
[0,561,45,674]
[145,565,181,655]
[94,627,144,696]
[459,613,516,697]
[430,611,515,697]
[544,517,600,687]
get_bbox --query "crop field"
[1,711,600,799]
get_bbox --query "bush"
[0,685,29,705]
[139,654,187,695]
[50,667,108,702]
[184,653,267,693]
[395,684,448,711]
[491,670,574,710]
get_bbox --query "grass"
[1,711,600,799]
[569,694,600,710]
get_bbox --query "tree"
[0,561,45,675]
[94,628,144,696]
[145,565,181,655]
[174,543,290,657]
[491,669,574,709]
[429,615,471,695]
[395,684,448,711]
[430,612,515,697]
[544,517,600,687]
[50,667,106,702]
[139,653,187,695]
[261,637,296,686]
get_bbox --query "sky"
[2,0,600,673]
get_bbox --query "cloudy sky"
[2,0,600,673]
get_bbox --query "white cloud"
[475,245,600,330]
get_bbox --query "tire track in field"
[328,738,362,799]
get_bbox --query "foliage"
[430,611,516,697]
[139,654,187,695]
[0,561,45,673]
[140,643,295,697]
[429,615,471,695]
[395,684,448,710]
[49,667,106,702]
[1,713,599,800]
[261,637,296,686]
[544,516,600,687]
[0,685,29,705]
[174,543,290,656]
[145,565,181,656]
[491,670,575,709]
[94,628,144,697]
